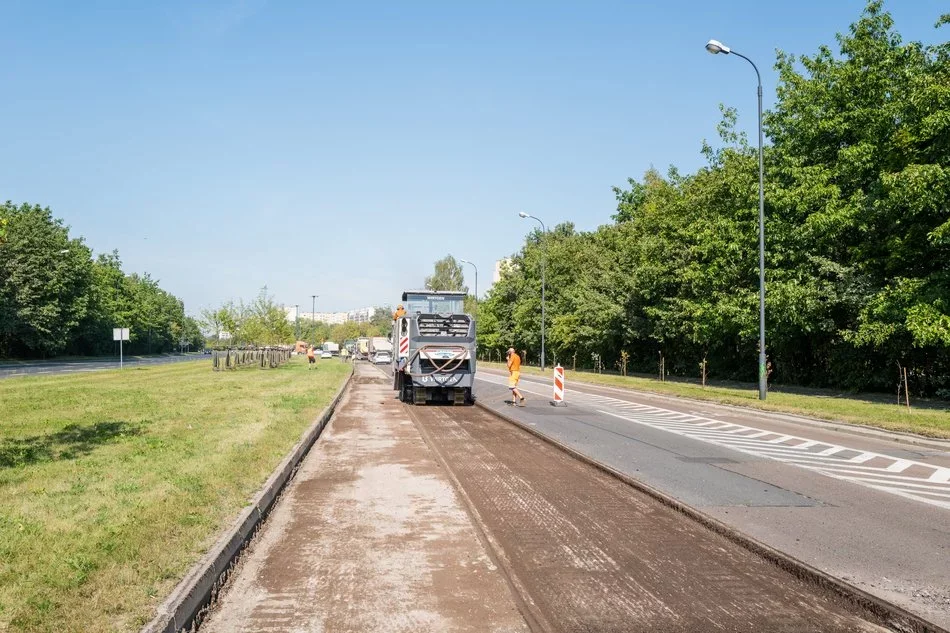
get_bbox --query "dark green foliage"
[480,2,950,396]
[0,202,201,358]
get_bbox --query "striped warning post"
[552,364,565,406]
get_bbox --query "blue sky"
[1,1,946,315]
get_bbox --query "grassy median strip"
[481,362,950,439]
[0,357,351,633]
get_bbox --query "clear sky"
[1,1,946,315]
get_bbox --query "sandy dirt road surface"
[200,364,528,633]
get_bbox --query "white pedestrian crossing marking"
[476,374,950,510]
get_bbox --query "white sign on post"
[113,327,130,369]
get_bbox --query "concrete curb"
[477,399,948,633]
[140,367,355,633]
[480,368,950,451]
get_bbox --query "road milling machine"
[392,290,476,405]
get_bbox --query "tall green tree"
[477,2,950,394]
[425,255,467,292]
[0,203,93,357]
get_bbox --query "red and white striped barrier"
[552,364,565,406]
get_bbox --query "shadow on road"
[0,421,141,468]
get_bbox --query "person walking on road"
[307,345,316,369]
[506,347,525,406]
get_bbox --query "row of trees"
[0,202,204,358]
[478,3,950,396]
[199,292,394,347]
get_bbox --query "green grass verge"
[0,356,351,633]
[480,362,950,439]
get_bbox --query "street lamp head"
[459,259,471,265]
[518,211,529,219]
[706,39,730,55]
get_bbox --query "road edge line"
[140,366,355,633]
[476,399,949,633]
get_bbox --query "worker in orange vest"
[506,347,525,406]
[306,345,316,369]
[392,304,406,320]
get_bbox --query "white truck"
[369,337,393,363]
[322,341,340,356]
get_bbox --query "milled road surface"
[409,403,895,633]
[200,364,528,633]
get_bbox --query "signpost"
[113,327,130,369]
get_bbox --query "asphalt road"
[0,353,204,379]
[474,369,950,629]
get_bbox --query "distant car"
[321,351,332,359]
[373,351,392,365]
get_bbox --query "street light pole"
[518,212,547,371]
[295,304,300,340]
[459,259,478,316]
[706,39,767,400]
[311,295,318,339]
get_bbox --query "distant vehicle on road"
[320,350,332,359]
[373,350,392,365]
[357,337,370,359]
[368,337,392,357]
[322,342,340,356]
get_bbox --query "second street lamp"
[518,212,547,371]
[458,259,478,317]
[706,38,768,400]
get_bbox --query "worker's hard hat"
[507,347,515,353]
[397,304,403,309]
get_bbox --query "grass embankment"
[0,357,351,633]
[481,362,950,439]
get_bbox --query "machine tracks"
[405,401,945,633]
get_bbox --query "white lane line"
[885,459,913,473]
[929,470,950,483]
[751,457,941,479]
